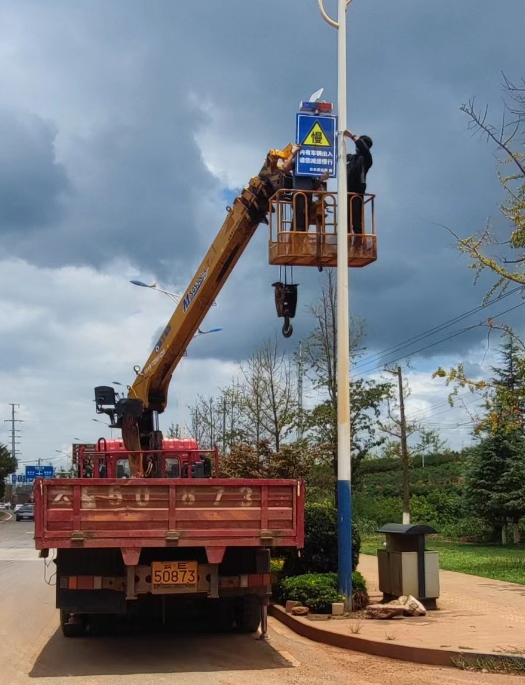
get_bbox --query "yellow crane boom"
[94,145,298,473]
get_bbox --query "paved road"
[0,517,519,685]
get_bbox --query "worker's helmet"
[359,135,373,149]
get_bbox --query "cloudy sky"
[0,0,524,471]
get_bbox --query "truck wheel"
[237,596,261,633]
[60,610,86,638]
[214,599,236,632]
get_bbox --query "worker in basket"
[345,130,373,235]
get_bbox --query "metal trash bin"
[377,523,439,609]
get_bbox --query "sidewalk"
[271,554,525,666]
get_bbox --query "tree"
[166,422,182,438]
[435,332,525,435]
[434,77,525,428]
[221,438,323,483]
[378,366,446,523]
[239,339,297,452]
[186,395,220,448]
[488,334,525,432]
[466,430,525,543]
[0,444,17,501]
[452,76,525,299]
[438,337,525,543]
[303,270,392,495]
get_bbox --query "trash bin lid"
[376,523,437,535]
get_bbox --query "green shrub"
[280,572,368,613]
[270,558,284,574]
[281,573,343,613]
[283,501,361,576]
[439,516,492,542]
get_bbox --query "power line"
[359,300,525,378]
[354,286,525,375]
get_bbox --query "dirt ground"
[1,517,524,685]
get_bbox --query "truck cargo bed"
[35,478,304,550]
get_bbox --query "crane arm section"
[126,146,296,417]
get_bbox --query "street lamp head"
[130,280,154,288]
[194,327,223,337]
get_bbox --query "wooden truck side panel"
[34,478,304,550]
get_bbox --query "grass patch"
[452,654,525,675]
[361,535,525,585]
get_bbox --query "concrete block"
[285,600,301,613]
[332,602,345,616]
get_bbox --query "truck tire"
[237,595,261,633]
[60,610,86,638]
[213,599,236,632]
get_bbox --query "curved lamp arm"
[318,0,338,28]
[318,0,354,29]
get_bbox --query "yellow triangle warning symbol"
[301,121,331,147]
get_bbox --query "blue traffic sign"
[295,113,337,178]
[17,475,26,483]
[25,465,54,482]
[11,475,16,485]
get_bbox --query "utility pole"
[297,341,304,440]
[387,367,410,524]
[222,397,227,456]
[4,403,22,462]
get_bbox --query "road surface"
[0,516,520,685]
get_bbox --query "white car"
[13,504,24,513]
[0,503,6,510]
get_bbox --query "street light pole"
[318,0,353,610]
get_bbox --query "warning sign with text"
[295,113,337,178]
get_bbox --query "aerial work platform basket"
[268,189,377,268]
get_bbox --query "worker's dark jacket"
[346,138,373,194]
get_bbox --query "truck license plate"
[151,561,198,589]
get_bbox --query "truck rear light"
[63,575,105,590]
[248,574,262,587]
[76,576,94,590]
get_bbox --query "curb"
[269,604,525,670]
[0,512,12,523]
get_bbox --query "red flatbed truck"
[34,146,307,637]
[35,440,304,636]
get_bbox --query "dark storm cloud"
[0,109,70,231]
[0,0,524,366]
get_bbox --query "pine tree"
[498,430,525,543]
[466,429,525,543]
[488,334,525,433]
[466,337,525,543]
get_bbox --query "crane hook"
[282,317,293,338]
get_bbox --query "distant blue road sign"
[295,113,337,178]
[17,475,26,483]
[25,465,54,483]
[11,475,16,485]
